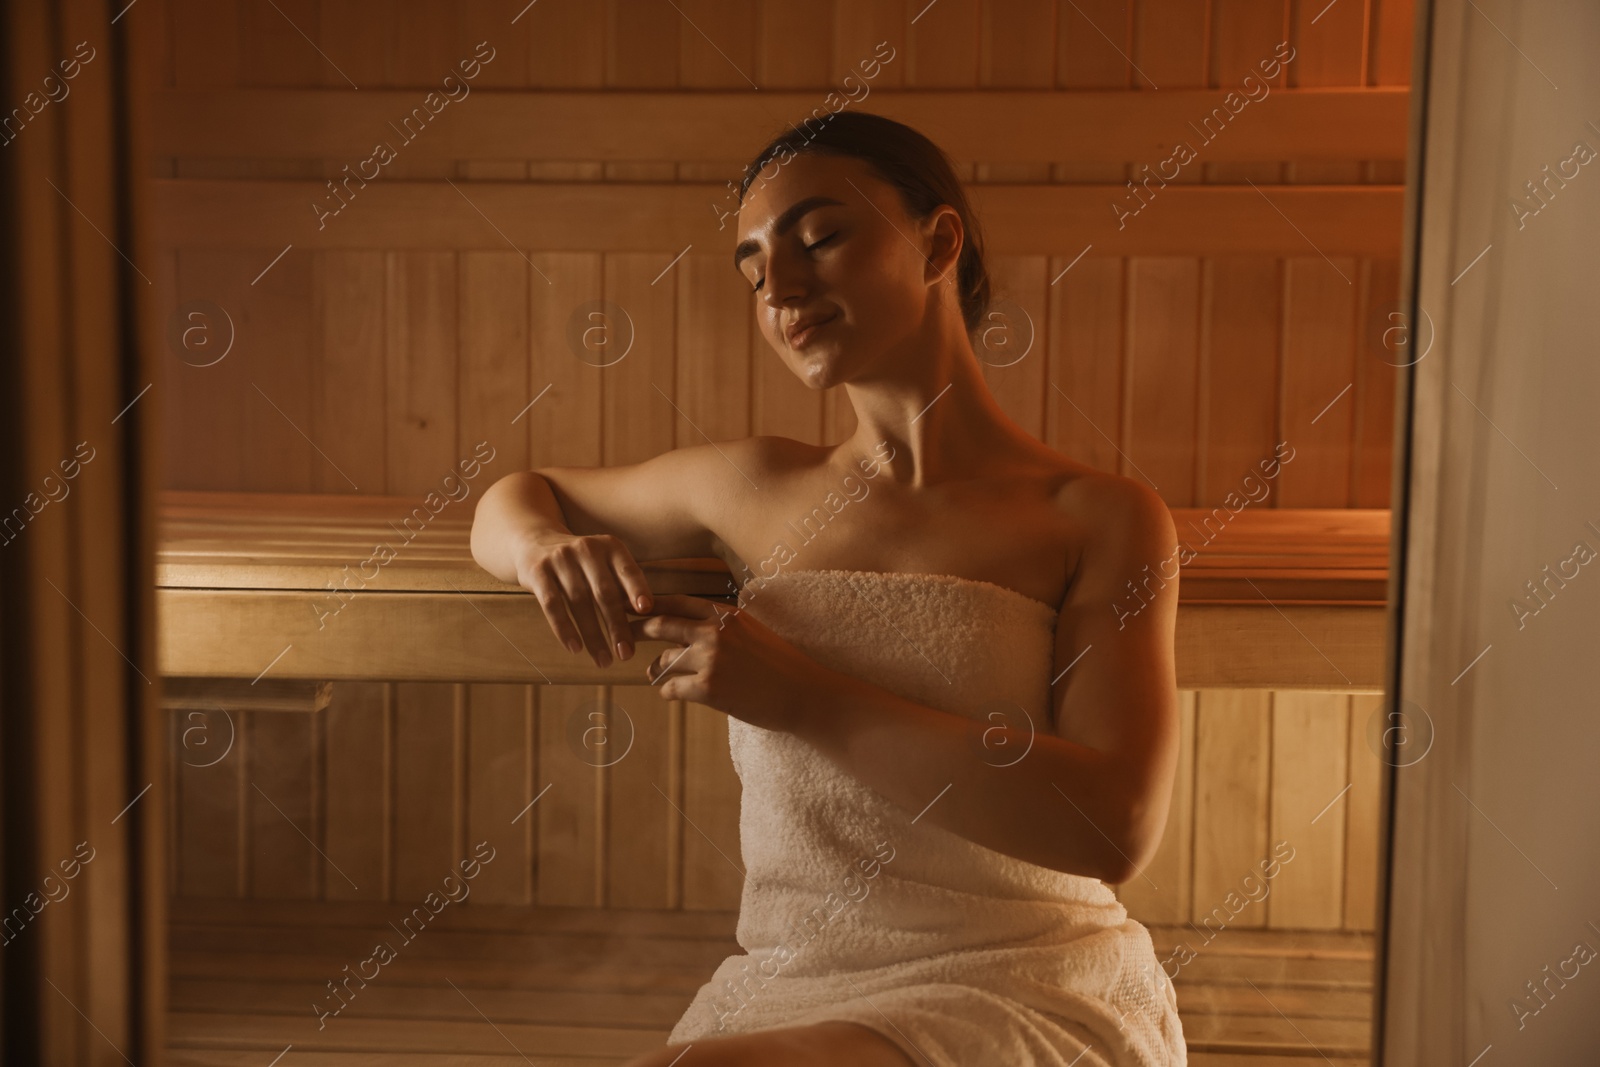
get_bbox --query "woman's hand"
[630,594,818,732]
[511,531,653,668]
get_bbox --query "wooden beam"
[156,588,1384,689]
[162,677,332,713]
[150,179,1404,256]
[150,88,1409,164]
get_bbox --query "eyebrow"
[732,195,847,272]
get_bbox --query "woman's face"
[733,152,960,390]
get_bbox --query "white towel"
[667,568,1186,1067]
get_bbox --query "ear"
[920,205,965,289]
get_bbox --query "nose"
[759,244,810,310]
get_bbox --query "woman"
[470,112,1186,1066]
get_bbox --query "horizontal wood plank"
[151,88,1409,164]
[150,180,1404,257]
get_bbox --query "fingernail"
[616,640,631,660]
[635,595,650,610]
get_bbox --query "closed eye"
[751,232,840,293]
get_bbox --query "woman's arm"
[470,444,733,667]
[784,479,1182,883]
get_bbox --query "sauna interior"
[149,1,1411,1063]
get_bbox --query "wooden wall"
[172,688,1385,931]
[150,0,1410,931]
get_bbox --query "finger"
[629,613,703,647]
[607,548,655,615]
[576,550,637,661]
[644,593,720,620]
[524,565,585,655]
[555,564,613,667]
[646,644,696,687]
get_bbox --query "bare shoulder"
[719,434,834,478]
[1051,466,1178,598]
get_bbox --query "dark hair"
[736,111,992,335]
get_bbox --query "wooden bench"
[165,897,1372,1066]
[156,491,1388,1065]
[157,490,1390,690]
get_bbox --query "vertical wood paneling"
[604,684,678,907]
[1353,259,1400,507]
[318,251,387,492]
[601,253,677,465]
[1279,257,1357,505]
[1125,259,1201,503]
[1118,690,1195,924]
[461,250,531,470]
[907,0,979,87]
[1133,0,1208,91]
[833,0,906,87]
[982,255,1049,440]
[1191,690,1271,930]
[389,0,467,88]
[676,253,753,444]
[158,2,1404,927]
[1200,260,1281,501]
[1056,0,1133,89]
[247,713,318,898]
[392,683,463,897]
[459,0,531,88]
[322,681,389,901]
[526,0,606,88]
[171,0,239,88]
[238,0,321,88]
[386,251,459,492]
[466,684,533,905]
[608,0,680,87]
[1206,0,1288,186]
[529,252,605,468]
[1371,0,1412,85]
[168,251,249,489]
[174,708,242,897]
[537,686,604,906]
[981,0,1056,87]
[682,703,744,910]
[1289,0,1367,183]
[317,0,391,90]
[757,0,834,87]
[1047,257,1123,472]
[241,249,316,492]
[1266,692,1349,928]
[1343,693,1383,930]
[1054,0,1127,183]
[675,0,759,89]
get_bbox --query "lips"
[785,311,838,347]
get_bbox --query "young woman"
[470,112,1186,1067]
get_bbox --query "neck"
[840,309,1022,488]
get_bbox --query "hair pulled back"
[737,111,992,334]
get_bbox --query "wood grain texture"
[152,4,1411,962]
[1191,690,1272,931]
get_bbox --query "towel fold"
[668,568,1186,1067]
